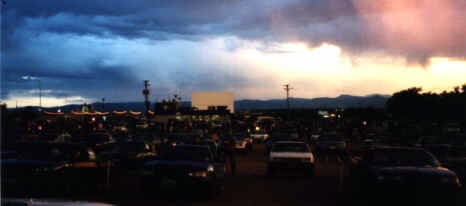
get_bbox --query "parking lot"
[4,142,465,206]
[60,144,342,206]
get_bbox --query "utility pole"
[283,84,293,120]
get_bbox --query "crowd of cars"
[2,116,465,204]
[1,117,268,199]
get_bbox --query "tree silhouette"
[387,84,466,121]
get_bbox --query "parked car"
[96,140,156,169]
[315,134,346,154]
[345,146,462,205]
[2,142,105,194]
[250,132,269,143]
[140,144,225,198]
[267,141,315,176]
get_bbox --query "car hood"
[372,166,457,177]
[144,160,210,169]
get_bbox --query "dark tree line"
[387,84,466,121]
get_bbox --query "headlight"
[207,165,215,172]
[441,176,460,185]
[188,171,208,178]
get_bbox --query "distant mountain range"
[9,94,390,112]
[235,94,390,110]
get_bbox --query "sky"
[1,0,465,107]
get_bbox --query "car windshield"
[272,143,308,153]
[159,147,212,162]
[368,149,439,167]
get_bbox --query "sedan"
[267,141,315,176]
[345,146,462,205]
[140,144,225,198]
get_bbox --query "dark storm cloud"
[5,0,465,59]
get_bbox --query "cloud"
[4,0,465,62]
[1,0,465,106]
[2,27,278,102]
